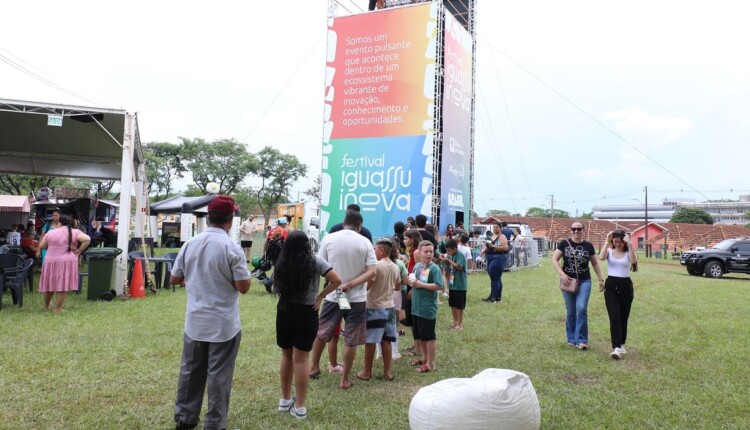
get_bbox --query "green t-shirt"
[448,251,467,291]
[395,258,408,292]
[411,262,442,320]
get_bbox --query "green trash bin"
[85,247,122,301]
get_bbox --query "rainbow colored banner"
[322,3,438,237]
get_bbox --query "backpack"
[265,234,285,264]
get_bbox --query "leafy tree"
[486,209,511,217]
[304,174,322,204]
[525,207,570,218]
[143,141,186,198]
[670,208,714,224]
[180,137,258,195]
[182,184,204,197]
[230,186,259,218]
[580,211,593,219]
[251,146,308,229]
[0,175,58,196]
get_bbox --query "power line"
[475,84,518,214]
[241,31,326,145]
[0,46,108,107]
[488,45,533,195]
[481,39,711,202]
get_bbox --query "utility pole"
[644,186,649,258]
[548,194,554,251]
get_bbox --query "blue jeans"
[561,279,592,345]
[486,253,507,300]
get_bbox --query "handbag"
[559,240,580,293]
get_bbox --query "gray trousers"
[174,331,241,430]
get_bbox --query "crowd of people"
[167,198,637,428]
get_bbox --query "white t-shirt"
[318,228,376,303]
[239,219,254,241]
[458,244,473,262]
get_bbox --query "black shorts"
[401,289,412,326]
[448,290,467,309]
[241,240,253,248]
[276,301,318,351]
[412,315,436,341]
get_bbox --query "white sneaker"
[290,405,308,420]
[392,352,402,361]
[618,345,627,354]
[610,349,621,360]
[278,396,295,412]
[327,363,344,374]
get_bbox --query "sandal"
[410,359,424,367]
[309,369,321,379]
[340,379,353,390]
[416,364,431,373]
[403,350,420,357]
[355,371,371,381]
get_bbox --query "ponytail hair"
[59,215,74,252]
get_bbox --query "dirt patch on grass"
[562,375,599,385]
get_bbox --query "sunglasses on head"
[571,227,583,232]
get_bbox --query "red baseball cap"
[207,195,238,216]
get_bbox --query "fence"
[468,237,542,273]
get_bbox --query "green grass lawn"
[1,259,748,429]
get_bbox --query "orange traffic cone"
[130,259,146,299]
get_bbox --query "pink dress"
[39,227,80,293]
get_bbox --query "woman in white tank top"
[598,230,638,360]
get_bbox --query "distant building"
[592,197,697,223]
[592,204,673,223]
[675,197,750,225]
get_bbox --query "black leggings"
[604,276,634,349]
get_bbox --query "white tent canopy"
[0,98,146,295]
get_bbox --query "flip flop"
[416,364,431,373]
[410,359,424,367]
[404,350,420,357]
[355,372,371,381]
[309,369,321,379]
[384,374,395,381]
[340,379,353,390]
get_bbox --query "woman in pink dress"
[36,215,91,312]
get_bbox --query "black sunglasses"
[571,227,583,232]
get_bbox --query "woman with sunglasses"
[598,230,637,359]
[551,222,605,350]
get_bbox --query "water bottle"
[337,290,351,310]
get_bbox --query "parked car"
[681,238,750,278]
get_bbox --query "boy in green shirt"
[408,240,442,373]
[442,239,467,329]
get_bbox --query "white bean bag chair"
[409,368,541,430]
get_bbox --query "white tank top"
[606,248,631,278]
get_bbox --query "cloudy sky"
[2,0,748,217]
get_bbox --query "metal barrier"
[468,237,542,273]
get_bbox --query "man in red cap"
[170,195,251,430]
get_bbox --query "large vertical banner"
[322,3,438,239]
[439,10,473,233]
